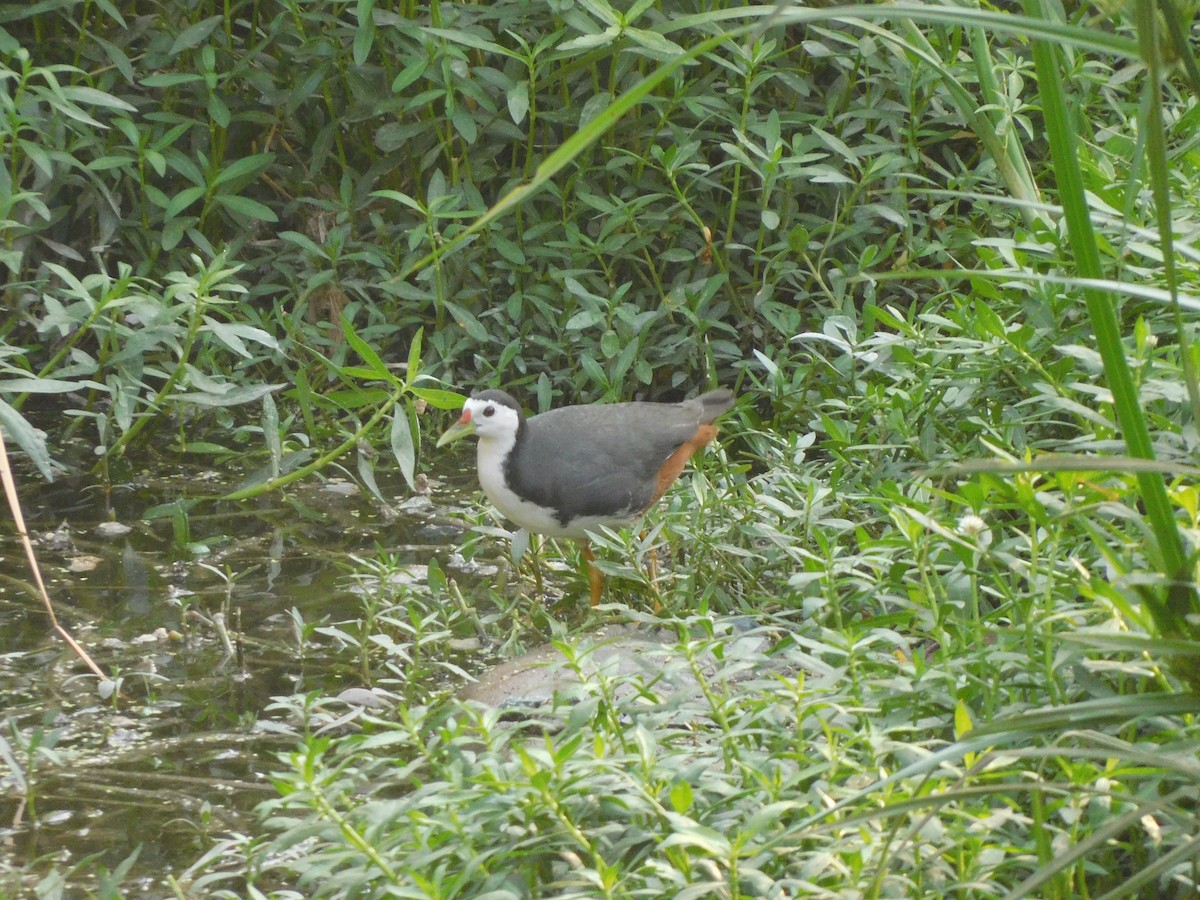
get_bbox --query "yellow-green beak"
[436,410,476,448]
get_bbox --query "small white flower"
[1141,814,1162,845]
[958,514,987,538]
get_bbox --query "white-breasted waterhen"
[437,388,735,605]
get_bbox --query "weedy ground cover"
[1,0,1198,896]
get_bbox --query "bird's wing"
[510,402,712,520]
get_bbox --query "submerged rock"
[461,619,767,709]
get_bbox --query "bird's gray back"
[506,397,727,522]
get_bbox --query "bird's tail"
[695,389,735,422]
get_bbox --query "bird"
[436,388,735,605]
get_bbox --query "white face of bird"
[435,394,522,447]
[460,395,521,441]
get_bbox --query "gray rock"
[461,620,769,709]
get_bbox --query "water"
[0,456,501,896]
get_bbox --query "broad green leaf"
[92,0,128,27]
[16,138,51,181]
[626,0,659,20]
[954,700,974,739]
[493,234,525,265]
[170,15,223,54]
[145,151,167,178]
[357,448,384,502]
[442,300,488,342]
[87,155,137,171]
[58,85,136,112]
[510,527,529,563]
[565,309,603,331]
[624,26,684,58]
[287,65,327,114]
[423,26,517,58]
[162,139,207,180]
[46,95,105,128]
[207,93,231,128]
[326,387,390,409]
[409,387,464,410]
[202,317,280,355]
[450,108,477,144]
[599,330,620,359]
[405,327,424,389]
[659,814,731,855]
[162,219,187,251]
[669,781,693,814]
[391,58,428,93]
[0,377,103,393]
[141,73,205,88]
[0,398,54,479]
[340,366,391,381]
[280,231,328,256]
[370,189,425,213]
[577,0,619,25]
[507,82,529,124]
[170,383,286,407]
[426,558,447,593]
[165,186,206,221]
[202,316,249,358]
[214,194,278,222]
[972,298,1006,339]
[340,317,395,382]
[559,26,619,53]
[143,498,202,520]
[353,22,375,67]
[93,33,135,82]
[579,353,605,385]
[390,406,416,491]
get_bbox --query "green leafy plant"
[4,0,1200,895]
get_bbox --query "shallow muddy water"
[0,453,513,896]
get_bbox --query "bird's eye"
[483,405,495,417]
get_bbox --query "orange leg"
[641,530,660,585]
[641,531,662,613]
[581,543,604,606]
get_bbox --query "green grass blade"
[1024,0,1191,630]
[1135,0,1200,440]
[661,5,1140,59]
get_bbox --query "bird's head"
[436,389,524,447]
